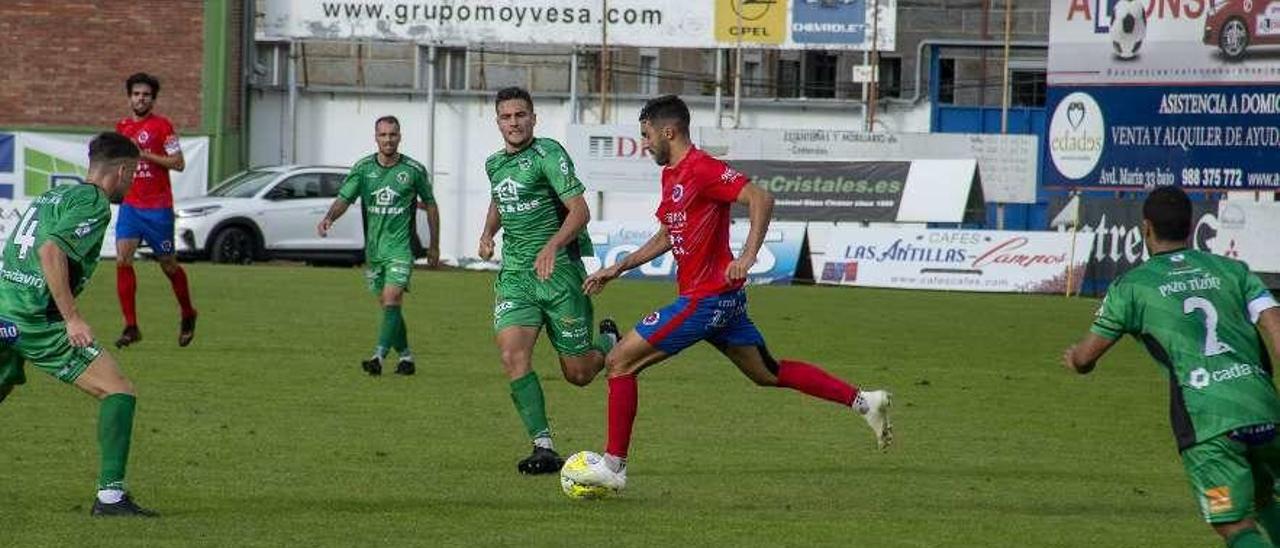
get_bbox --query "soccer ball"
[559,451,612,500]
[1110,0,1147,60]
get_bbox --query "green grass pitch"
[1,263,1220,546]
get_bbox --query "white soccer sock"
[852,392,871,415]
[373,346,387,360]
[97,489,125,504]
[533,436,554,450]
[398,349,413,362]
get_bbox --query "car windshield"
[207,170,277,198]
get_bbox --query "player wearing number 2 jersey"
[1064,186,1280,548]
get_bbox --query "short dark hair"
[375,115,400,129]
[125,72,161,97]
[1143,186,1193,241]
[88,132,140,165]
[494,86,533,111]
[638,95,690,135]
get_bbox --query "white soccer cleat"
[859,390,893,450]
[561,451,627,493]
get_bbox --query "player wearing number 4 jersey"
[1064,187,1280,548]
[562,95,892,493]
[0,133,157,516]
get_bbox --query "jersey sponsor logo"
[720,167,740,183]
[1187,363,1263,389]
[0,319,19,344]
[671,184,686,203]
[373,186,400,206]
[396,171,409,185]
[495,178,523,203]
[74,218,99,238]
[0,265,45,289]
[642,311,661,325]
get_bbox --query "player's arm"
[478,200,500,261]
[583,226,671,296]
[422,200,440,268]
[317,199,350,237]
[37,242,92,347]
[142,127,185,171]
[534,195,590,280]
[1062,333,1118,375]
[320,168,361,237]
[726,183,775,282]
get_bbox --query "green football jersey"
[338,153,436,263]
[1092,249,1280,449]
[485,138,593,270]
[0,184,111,323]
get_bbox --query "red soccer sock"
[116,264,137,327]
[164,266,197,319]
[776,359,859,406]
[605,375,638,459]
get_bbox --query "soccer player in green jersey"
[1064,186,1280,547]
[318,115,440,376]
[480,87,618,474]
[0,133,157,516]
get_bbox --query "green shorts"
[1182,427,1280,523]
[0,317,104,386]
[493,263,595,356]
[366,258,413,295]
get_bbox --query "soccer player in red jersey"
[565,95,893,492]
[113,73,197,349]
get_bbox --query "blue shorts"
[116,205,175,255]
[634,288,766,355]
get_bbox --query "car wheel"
[1219,18,1250,60]
[210,227,256,264]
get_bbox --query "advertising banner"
[701,128,1038,203]
[565,124,663,193]
[1046,195,1221,281]
[731,160,909,223]
[1217,200,1280,273]
[584,220,806,285]
[817,227,1095,293]
[259,0,896,51]
[0,131,209,202]
[1045,0,1280,190]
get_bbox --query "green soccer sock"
[390,306,409,354]
[97,393,136,491]
[377,306,401,358]
[1258,503,1280,542]
[509,371,551,442]
[1228,527,1273,548]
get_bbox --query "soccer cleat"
[394,359,415,376]
[90,493,159,518]
[560,452,627,492]
[517,446,565,475]
[859,390,894,450]
[178,314,197,347]
[361,357,383,376]
[114,326,142,349]
[0,383,13,405]
[599,318,620,343]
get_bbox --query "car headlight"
[175,205,222,218]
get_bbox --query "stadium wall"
[248,90,932,263]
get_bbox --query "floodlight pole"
[1000,0,1013,134]
[733,9,742,128]
[570,48,580,124]
[867,0,881,132]
[426,45,437,179]
[715,49,724,129]
[286,40,298,164]
[600,0,610,124]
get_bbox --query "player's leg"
[1183,435,1269,546]
[114,206,143,348]
[494,270,566,473]
[0,342,26,405]
[547,264,617,386]
[360,260,394,375]
[1249,429,1280,542]
[380,259,414,375]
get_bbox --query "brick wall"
[0,1,206,132]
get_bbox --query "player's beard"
[650,142,670,166]
[131,103,152,117]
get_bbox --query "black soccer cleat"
[361,357,383,376]
[178,314,197,347]
[517,446,565,475]
[394,359,415,376]
[599,318,620,342]
[91,493,159,518]
[114,326,142,349]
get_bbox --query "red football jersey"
[656,147,750,298]
[116,114,181,208]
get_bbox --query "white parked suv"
[174,165,427,264]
